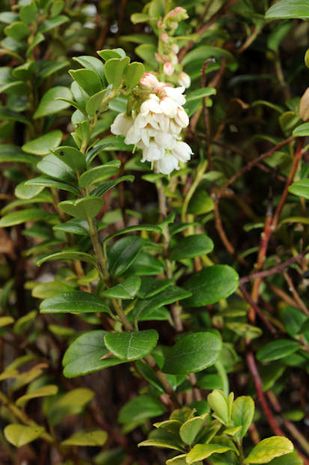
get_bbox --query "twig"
[240,285,277,335]
[246,352,285,436]
[217,137,294,198]
[239,255,303,285]
[283,272,309,316]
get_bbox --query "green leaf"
[0,144,37,164]
[102,276,141,299]
[131,286,191,322]
[53,146,86,172]
[79,164,120,188]
[124,62,145,90]
[170,234,214,260]
[46,388,94,425]
[265,1,309,20]
[104,57,130,88]
[22,130,63,155]
[4,21,29,40]
[108,236,143,276]
[92,175,134,197]
[34,86,72,119]
[73,55,105,78]
[0,208,50,227]
[266,452,303,465]
[183,265,239,307]
[59,197,103,219]
[139,429,184,451]
[4,424,44,447]
[163,332,222,375]
[62,430,107,447]
[37,154,75,182]
[36,250,96,266]
[179,415,208,445]
[289,179,309,200]
[186,444,232,464]
[293,122,309,137]
[26,176,79,195]
[0,316,14,327]
[280,306,307,336]
[69,69,103,96]
[119,395,166,430]
[245,437,294,464]
[97,48,126,61]
[257,339,300,362]
[40,291,109,314]
[208,390,233,425]
[231,396,255,439]
[104,330,158,361]
[131,13,149,24]
[20,3,38,24]
[15,181,44,200]
[63,330,123,378]
[16,385,58,407]
[186,88,217,103]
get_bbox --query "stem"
[181,160,207,223]
[0,390,54,444]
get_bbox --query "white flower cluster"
[111,73,192,175]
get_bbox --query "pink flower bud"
[163,62,174,76]
[178,72,191,88]
[140,72,159,89]
[160,32,169,43]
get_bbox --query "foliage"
[0,0,308,464]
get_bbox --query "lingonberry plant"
[0,1,308,465]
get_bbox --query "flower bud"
[140,72,159,89]
[299,87,309,121]
[178,72,191,88]
[163,62,174,76]
[165,7,188,21]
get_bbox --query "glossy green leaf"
[16,385,58,407]
[0,208,50,227]
[163,332,222,375]
[289,179,309,200]
[257,339,300,362]
[63,330,123,378]
[104,330,158,361]
[245,437,294,464]
[34,86,72,119]
[79,164,119,188]
[69,69,103,96]
[231,396,255,439]
[186,444,232,464]
[183,265,239,307]
[170,234,214,260]
[37,154,75,182]
[4,424,44,447]
[179,415,207,445]
[15,181,44,200]
[22,130,63,155]
[104,57,130,88]
[53,146,86,172]
[62,430,107,447]
[139,428,184,451]
[108,236,143,276]
[59,197,103,219]
[40,291,109,314]
[36,250,96,266]
[124,62,145,90]
[265,1,309,20]
[102,275,141,299]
